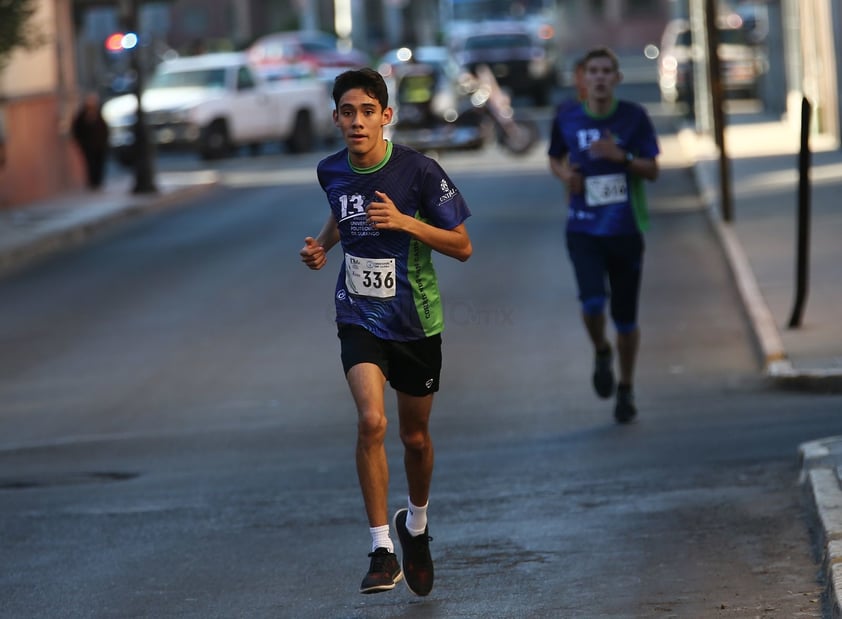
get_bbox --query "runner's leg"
[347,362,390,528]
[396,391,435,507]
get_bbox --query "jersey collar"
[584,98,619,119]
[349,140,393,174]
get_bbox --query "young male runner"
[300,68,472,595]
[547,47,659,424]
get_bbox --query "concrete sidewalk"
[679,111,842,617]
[679,114,842,388]
[0,168,219,277]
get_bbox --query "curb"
[800,438,842,618]
[679,127,842,394]
[689,117,842,613]
[0,182,219,278]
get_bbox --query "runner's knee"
[613,320,637,335]
[400,427,431,453]
[358,411,388,443]
[581,295,606,316]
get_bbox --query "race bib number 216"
[585,173,628,207]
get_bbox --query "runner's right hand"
[300,237,327,270]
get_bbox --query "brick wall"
[0,94,83,209]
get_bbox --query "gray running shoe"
[359,547,402,594]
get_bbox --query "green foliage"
[0,0,44,70]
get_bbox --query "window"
[150,68,227,89]
[236,66,255,90]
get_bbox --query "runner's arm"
[589,135,659,181]
[407,221,472,262]
[366,191,472,262]
[300,214,340,270]
[549,155,583,194]
[625,155,658,181]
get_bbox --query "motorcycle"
[468,63,540,155]
[390,60,538,156]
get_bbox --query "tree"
[0,0,44,70]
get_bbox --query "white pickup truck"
[102,52,335,162]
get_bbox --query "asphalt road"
[2,98,842,618]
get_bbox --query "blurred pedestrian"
[71,92,109,190]
[547,47,660,424]
[550,55,588,194]
[299,68,472,596]
[571,55,588,102]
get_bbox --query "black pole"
[124,0,157,194]
[788,97,812,328]
[704,0,733,222]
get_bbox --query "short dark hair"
[582,47,620,71]
[332,68,389,110]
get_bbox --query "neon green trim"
[629,175,649,232]
[408,214,444,335]
[584,99,618,119]
[349,140,393,174]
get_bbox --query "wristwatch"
[624,151,635,167]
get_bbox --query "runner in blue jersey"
[300,68,472,597]
[548,47,660,424]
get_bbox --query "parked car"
[101,52,334,162]
[246,30,369,84]
[450,22,558,106]
[658,17,766,106]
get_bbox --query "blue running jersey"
[317,142,471,341]
[548,99,659,235]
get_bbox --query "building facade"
[0,0,84,208]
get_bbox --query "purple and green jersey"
[317,141,471,342]
[548,99,659,235]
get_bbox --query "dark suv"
[451,23,556,105]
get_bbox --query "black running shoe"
[359,547,402,594]
[393,508,434,596]
[614,385,637,424]
[593,346,615,399]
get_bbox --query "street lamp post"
[119,0,156,194]
[703,0,733,222]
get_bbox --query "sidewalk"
[678,110,842,617]
[0,168,219,277]
[680,111,842,387]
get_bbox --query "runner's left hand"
[366,191,407,231]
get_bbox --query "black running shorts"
[338,324,442,396]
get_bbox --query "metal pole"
[124,0,157,194]
[788,96,812,328]
[704,0,733,222]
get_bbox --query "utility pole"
[120,0,157,194]
[703,0,733,221]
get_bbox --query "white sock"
[370,525,393,553]
[406,498,428,537]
